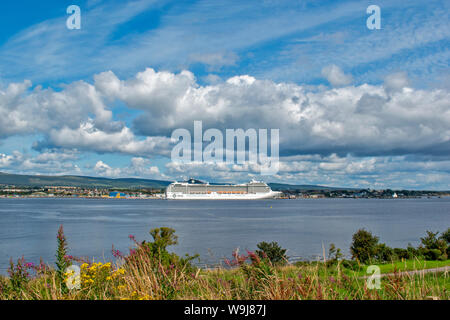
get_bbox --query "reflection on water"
[0,197,449,273]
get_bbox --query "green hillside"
[0,172,170,189]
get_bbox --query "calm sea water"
[0,197,449,274]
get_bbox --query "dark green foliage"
[440,228,450,244]
[7,257,30,292]
[55,225,71,290]
[341,259,359,270]
[420,231,441,250]
[149,227,179,253]
[142,227,198,271]
[374,243,395,262]
[393,248,409,260]
[419,230,447,261]
[350,229,379,264]
[255,241,288,265]
[328,243,343,261]
[326,243,343,267]
[406,243,421,259]
[423,249,442,261]
[440,228,450,256]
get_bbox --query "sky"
[0,0,449,189]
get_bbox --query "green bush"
[145,227,198,270]
[440,228,450,244]
[374,243,395,262]
[423,249,443,261]
[350,229,379,264]
[341,259,359,270]
[393,248,409,260]
[439,228,450,257]
[419,230,447,260]
[255,241,288,265]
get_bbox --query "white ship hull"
[166,190,281,200]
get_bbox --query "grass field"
[345,259,449,277]
[1,253,448,300]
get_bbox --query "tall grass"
[0,237,447,300]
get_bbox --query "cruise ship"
[165,179,282,200]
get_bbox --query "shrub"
[406,243,421,259]
[341,259,359,270]
[7,257,31,292]
[393,248,409,260]
[350,229,379,264]
[423,249,443,261]
[374,243,395,262]
[440,228,450,244]
[134,227,198,271]
[419,230,447,260]
[255,241,288,265]
[440,228,450,256]
[55,225,71,291]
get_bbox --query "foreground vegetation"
[0,227,448,300]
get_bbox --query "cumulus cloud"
[321,64,353,87]
[92,68,450,158]
[384,72,410,93]
[45,121,172,156]
[94,158,164,179]
[0,79,115,138]
[0,150,81,175]
[1,67,449,188]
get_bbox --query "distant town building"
[109,192,127,199]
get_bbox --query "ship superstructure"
[165,179,281,200]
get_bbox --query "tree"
[255,241,288,265]
[149,227,178,252]
[374,243,395,262]
[440,228,450,244]
[328,243,343,261]
[420,230,447,260]
[350,229,379,264]
[142,227,198,269]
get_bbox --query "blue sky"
[0,0,449,189]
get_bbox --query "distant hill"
[268,182,357,191]
[0,172,352,191]
[0,172,170,189]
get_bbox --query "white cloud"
[189,51,239,70]
[94,68,450,158]
[321,64,353,87]
[0,150,81,175]
[94,158,164,179]
[384,72,410,93]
